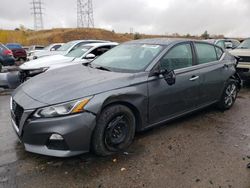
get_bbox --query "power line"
[77,0,94,28]
[31,0,44,30]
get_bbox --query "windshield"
[43,45,52,50]
[237,39,250,49]
[57,41,76,51]
[65,46,92,58]
[91,44,164,72]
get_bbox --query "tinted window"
[35,46,44,50]
[89,46,113,57]
[195,43,217,64]
[52,45,62,50]
[160,43,193,70]
[215,47,223,59]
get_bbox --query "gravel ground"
[0,87,250,188]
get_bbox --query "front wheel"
[91,104,136,156]
[217,79,239,110]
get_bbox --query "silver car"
[10,38,241,157]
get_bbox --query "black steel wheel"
[92,104,136,156]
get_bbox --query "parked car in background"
[205,39,240,50]
[28,40,110,60]
[0,43,15,72]
[27,43,64,60]
[6,43,27,62]
[27,45,44,59]
[27,45,44,52]
[23,46,30,53]
[19,42,118,81]
[230,38,250,81]
[11,38,241,157]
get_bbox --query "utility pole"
[77,0,94,28]
[31,0,44,30]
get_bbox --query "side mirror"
[84,53,96,59]
[153,68,176,86]
[225,42,233,49]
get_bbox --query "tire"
[91,104,136,156]
[217,79,239,110]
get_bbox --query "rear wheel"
[217,79,239,110]
[91,104,136,156]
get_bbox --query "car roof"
[6,43,21,45]
[125,38,197,46]
[68,39,110,44]
[82,42,119,47]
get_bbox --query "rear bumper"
[11,112,97,157]
[236,62,250,80]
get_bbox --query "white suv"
[230,38,250,80]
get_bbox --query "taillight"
[3,49,13,56]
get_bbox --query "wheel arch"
[229,72,242,90]
[100,98,143,132]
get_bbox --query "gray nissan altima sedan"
[10,38,241,157]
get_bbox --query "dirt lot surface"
[0,87,250,188]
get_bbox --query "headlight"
[33,97,92,118]
[29,67,48,75]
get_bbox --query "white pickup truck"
[230,38,250,81]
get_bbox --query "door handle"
[189,76,199,81]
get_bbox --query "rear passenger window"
[160,43,193,70]
[195,43,217,64]
[215,47,223,59]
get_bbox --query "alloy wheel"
[224,83,237,107]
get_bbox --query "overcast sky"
[0,0,250,37]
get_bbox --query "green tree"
[201,30,209,39]
[134,32,141,40]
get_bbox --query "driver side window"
[160,43,193,71]
[90,46,112,57]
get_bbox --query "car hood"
[34,50,65,58]
[20,55,75,70]
[230,49,250,57]
[48,59,89,71]
[15,64,135,106]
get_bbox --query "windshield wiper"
[94,66,111,71]
[82,63,110,71]
[238,46,248,49]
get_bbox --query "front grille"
[12,100,24,127]
[239,56,250,63]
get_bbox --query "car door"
[147,42,201,125]
[193,42,227,105]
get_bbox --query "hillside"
[0,28,198,46]
[0,28,132,45]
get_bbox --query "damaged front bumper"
[10,97,97,157]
